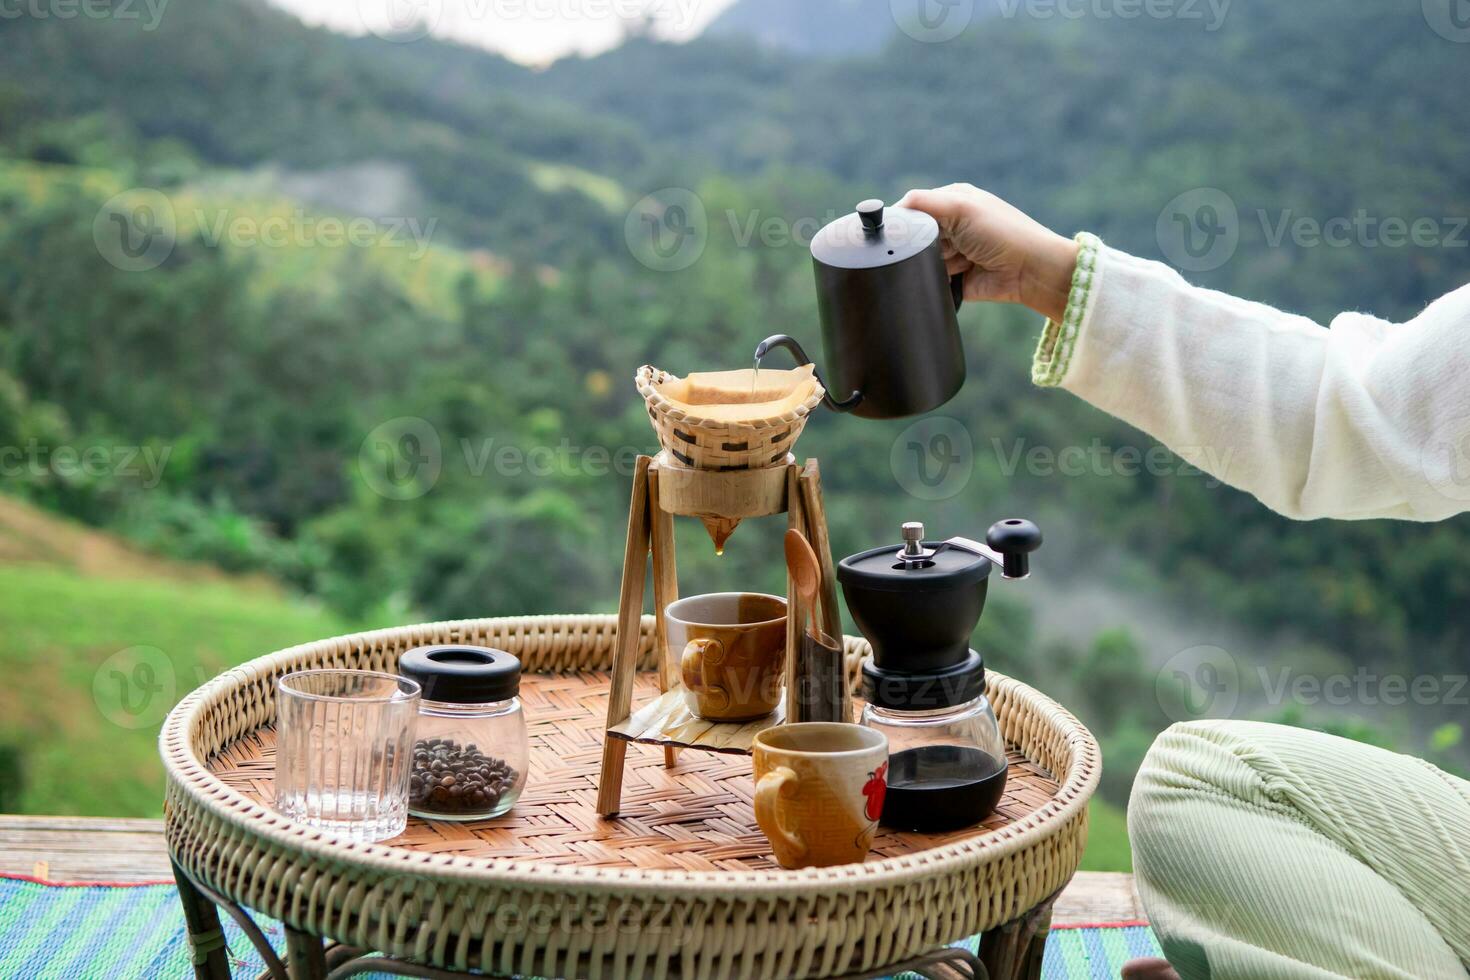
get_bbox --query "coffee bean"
[409,737,518,817]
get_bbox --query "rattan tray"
[161,615,1100,979]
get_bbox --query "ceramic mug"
[668,593,788,722]
[752,723,889,869]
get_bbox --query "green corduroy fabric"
[1130,720,1470,979]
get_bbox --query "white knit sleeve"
[1033,234,1470,521]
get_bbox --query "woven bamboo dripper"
[636,364,825,549]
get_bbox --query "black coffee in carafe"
[881,745,1009,833]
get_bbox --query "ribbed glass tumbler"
[274,669,421,841]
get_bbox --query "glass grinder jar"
[398,645,528,821]
[859,665,1008,834]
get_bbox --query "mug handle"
[754,766,805,859]
[950,272,965,312]
[681,638,729,712]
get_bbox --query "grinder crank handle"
[946,519,1043,580]
[753,334,864,413]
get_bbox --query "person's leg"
[1128,720,1470,980]
[1121,959,1180,980]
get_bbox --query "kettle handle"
[753,335,864,413]
[950,273,965,312]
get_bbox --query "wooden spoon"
[784,528,821,629]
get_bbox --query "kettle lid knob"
[857,199,885,234]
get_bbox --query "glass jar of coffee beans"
[398,645,528,821]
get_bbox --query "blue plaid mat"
[0,875,1160,978]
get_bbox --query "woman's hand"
[897,184,1079,322]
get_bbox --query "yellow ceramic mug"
[668,593,787,721]
[752,723,889,869]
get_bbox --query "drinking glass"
[275,669,420,841]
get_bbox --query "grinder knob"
[986,519,1042,579]
[900,521,926,557]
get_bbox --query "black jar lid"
[838,539,991,593]
[811,201,940,270]
[863,650,986,711]
[399,645,520,704]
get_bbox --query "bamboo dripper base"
[652,450,795,552]
[596,453,846,817]
[700,517,739,554]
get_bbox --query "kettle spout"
[753,334,863,413]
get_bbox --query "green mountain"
[532,0,1470,321]
[0,0,643,256]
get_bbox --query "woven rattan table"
[160,615,1100,980]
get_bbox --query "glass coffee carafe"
[859,669,1007,833]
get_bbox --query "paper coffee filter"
[659,365,818,421]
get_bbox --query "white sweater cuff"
[1032,232,1104,388]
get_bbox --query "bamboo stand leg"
[597,455,652,817]
[798,461,841,640]
[647,466,679,768]
[783,463,807,722]
[798,460,850,723]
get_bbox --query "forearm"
[1019,233,1080,323]
[1032,235,1470,521]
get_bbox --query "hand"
[897,184,1079,322]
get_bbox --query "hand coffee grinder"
[838,519,1042,832]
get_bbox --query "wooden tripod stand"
[596,452,844,817]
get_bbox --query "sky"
[267,0,738,66]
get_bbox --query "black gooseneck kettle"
[756,199,966,420]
